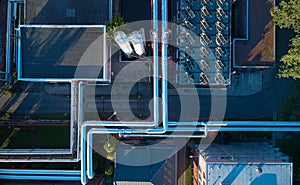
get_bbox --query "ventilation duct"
[200,46,210,58]
[216,33,227,46]
[215,47,225,58]
[114,31,133,57]
[201,6,211,18]
[199,60,210,70]
[200,33,211,45]
[216,21,226,32]
[128,30,145,56]
[200,19,210,31]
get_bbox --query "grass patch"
[5,126,70,149]
[185,157,192,185]
[185,146,192,185]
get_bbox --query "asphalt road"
[169,77,295,120]
[4,75,294,121]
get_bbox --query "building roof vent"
[214,72,226,84]
[217,0,226,6]
[200,72,210,84]
[183,18,196,30]
[187,8,196,19]
[202,0,211,5]
[200,19,210,31]
[200,46,210,58]
[114,31,133,57]
[256,167,263,173]
[216,33,227,46]
[201,6,211,18]
[215,60,226,70]
[216,21,226,32]
[128,30,145,56]
[215,47,225,58]
[216,6,227,20]
[199,60,210,70]
[186,32,196,45]
[200,33,211,45]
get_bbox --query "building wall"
[197,154,207,185]
[193,150,199,185]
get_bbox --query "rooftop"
[25,0,110,25]
[114,145,177,185]
[175,0,231,85]
[199,141,289,162]
[18,25,107,80]
[233,0,275,67]
[197,141,292,185]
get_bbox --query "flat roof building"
[17,0,111,82]
[114,145,177,185]
[193,141,292,185]
[25,0,110,25]
[18,25,108,81]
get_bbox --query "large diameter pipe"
[86,129,121,179]
[0,175,80,181]
[153,0,158,30]
[6,1,11,82]
[0,169,80,175]
[115,0,170,136]
[114,31,133,57]
[122,127,300,137]
[80,10,163,185]
[78,26,160,129]
[206,121,300,127]
[129,31,145,56]
[113,33,169,135]
[168,121,300,127]
[207,127,300,132]
[80,32,159,129]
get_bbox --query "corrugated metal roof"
[197,141,292,185]
[206,163,292,185]
[199,141,289,162]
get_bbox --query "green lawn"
[6,126,70,149]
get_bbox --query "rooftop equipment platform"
[176,0,231,86]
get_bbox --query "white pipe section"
[114,31,133,57]
[79,28,159,129]
[0,175,81,181]
[81,124,122,184]
[129,31,145,56]
[207,127,300,132]
[86,128,121,179]
[206,121,300,127]
[104,0,170,135]
[168,121,300,127]
[0,169,81,175]
[6,1,12,82]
